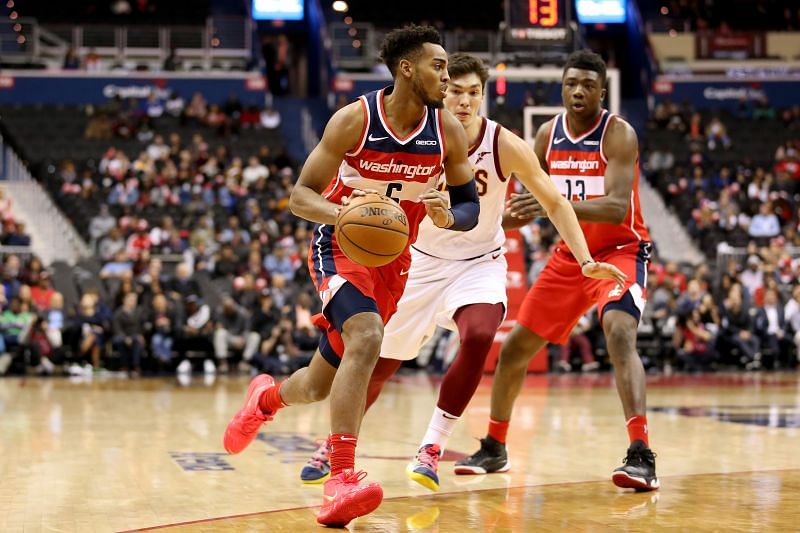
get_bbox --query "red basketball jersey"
[309,86,444,292]
[545,110,650,255]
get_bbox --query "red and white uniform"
[307,87,445,355]
[518,111,652,344]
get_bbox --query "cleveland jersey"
[310,86,444,288]
[545,110,650,255]
[414,118,510,260]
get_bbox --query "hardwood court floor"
[1,372,799,532]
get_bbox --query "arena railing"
[2,16,253,70]
[0,133,90,265]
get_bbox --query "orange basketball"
[335,192,410,267]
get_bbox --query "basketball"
[335,192,410,267]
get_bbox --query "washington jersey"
[545,110,650,255]
[414,118,510,260]
[309,86,444,287]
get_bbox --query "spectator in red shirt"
[126,219,152,260]
[30,271,55,311]
[655,261,688,294]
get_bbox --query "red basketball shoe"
[316,469,383,527]
[223,374,277,454]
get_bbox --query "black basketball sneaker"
[454,435,511,475]
[612,440,660,491]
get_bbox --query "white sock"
[420,406,459,453]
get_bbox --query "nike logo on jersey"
[400,269,410,276]
[368,134,388,142]
[616,243,631,250]
[553,137,566,145]
[491,252,502,260]
[474,151,491,164]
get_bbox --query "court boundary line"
[117,467,800,532]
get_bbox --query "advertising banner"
[0,72,268,105]
[652,77,798,110]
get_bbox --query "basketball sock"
[419,406,459,453]
[329,433,357,476]
[488,418,510,444]
[364,357,403,413]
[626,415,649,447]
[437,303,505,416]
[258,380,287,414]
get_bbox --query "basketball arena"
[1,1,799,531]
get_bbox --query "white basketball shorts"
[380,246,508,361]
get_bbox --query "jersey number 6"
[386,183,403,203]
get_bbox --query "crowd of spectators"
[1,104,316,377]
[83,91,282,143]
[631,98,800,372]
[647,99,800,253]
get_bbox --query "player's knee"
[604,319,636,359]
[499,326,545,369]
[499,334,533,365]
[462,326,496,352]
[347,326,383,361]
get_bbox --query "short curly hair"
[379,24,443,78]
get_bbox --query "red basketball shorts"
[517,242,651,345]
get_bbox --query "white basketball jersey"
[413,118,511,260]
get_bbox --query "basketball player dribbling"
[222,25,483,527]
[299,54,627,492]
[457,50,660,492]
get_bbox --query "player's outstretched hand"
[420,188,454,228]
[507,192,545,219]
[581,261,628,287]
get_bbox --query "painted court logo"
[170,452,234,471]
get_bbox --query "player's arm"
[499,127,593,265]
[502,120,552,230]
[288,102,365,225]
[419,110,479,231]
[569,117,638,223]
[499,127,627,285]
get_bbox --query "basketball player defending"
[299,54,627,492]
[222,26,481,527]
[457,50,659,492]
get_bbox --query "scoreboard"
[505,0,572,41]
